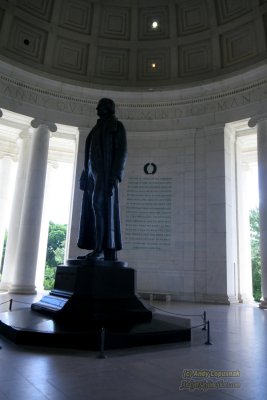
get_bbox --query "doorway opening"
[0,110,77,292]
[225,120,260,303]
[33,124,77,291]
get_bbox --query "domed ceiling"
[0,0,266,90]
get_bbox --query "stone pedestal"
[2,261,191,350]
[31,260,152,325]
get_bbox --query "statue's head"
[96,98,115,118]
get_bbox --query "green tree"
[44,222,67,290]
[250,208,262,301]
[0,230,8,278]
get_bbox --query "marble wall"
[120,130,196,301]
[68,124,231,303]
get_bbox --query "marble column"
[67,126,88,259]
[224,126,239,303]
[35,160,58,291]
[236,160,254,302]
[249,116,267,308]
[0,130,31,291]
[204,124,236,304]
[0,156,16,274]
[9,120,57,294]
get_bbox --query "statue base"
[1,260,191,350]
[31,259,152,324]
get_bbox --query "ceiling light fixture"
[152,21,159,29]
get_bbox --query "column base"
[259,299,267,309]
[8,284,37,294]
[0,282,11,291]
[238,293,255,303]
[202,293,235,304]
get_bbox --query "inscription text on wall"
[125,177,172,250]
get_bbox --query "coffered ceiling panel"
[178,39,212,77]
[176,0,209,36]
[17,0,54,22]
[95,47,129,80]
[137,47,170,81]
[58,1,93,34]
[220,23,258,67]
[215,0,252,25]
[138,6,169,40]
[0,0,266,89]
[7,18,47,63]
[99,6,131,40]
[53,36,89,75]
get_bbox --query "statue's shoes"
[77,250,104,260]
[85,250,104,260]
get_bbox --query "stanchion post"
[98,327,107,359]
[202,311,207,330]
[204,320,213,345]
[9,299,13,311]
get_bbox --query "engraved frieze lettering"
[57,101,66,111]
[16,89,26,100]
[242,93,251,104]
[230,97,239,108]
[0,73,267,120]
[28,92,38,104]
[217,100,228,111]
[141,109,155,120]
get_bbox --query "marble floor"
[0,292,266,400]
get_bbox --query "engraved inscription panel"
[125,177,172,250]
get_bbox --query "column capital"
[248,114,267,128]
[18,129,32,141]
[31,119,57,133]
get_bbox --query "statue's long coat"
[77,115,127,251]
